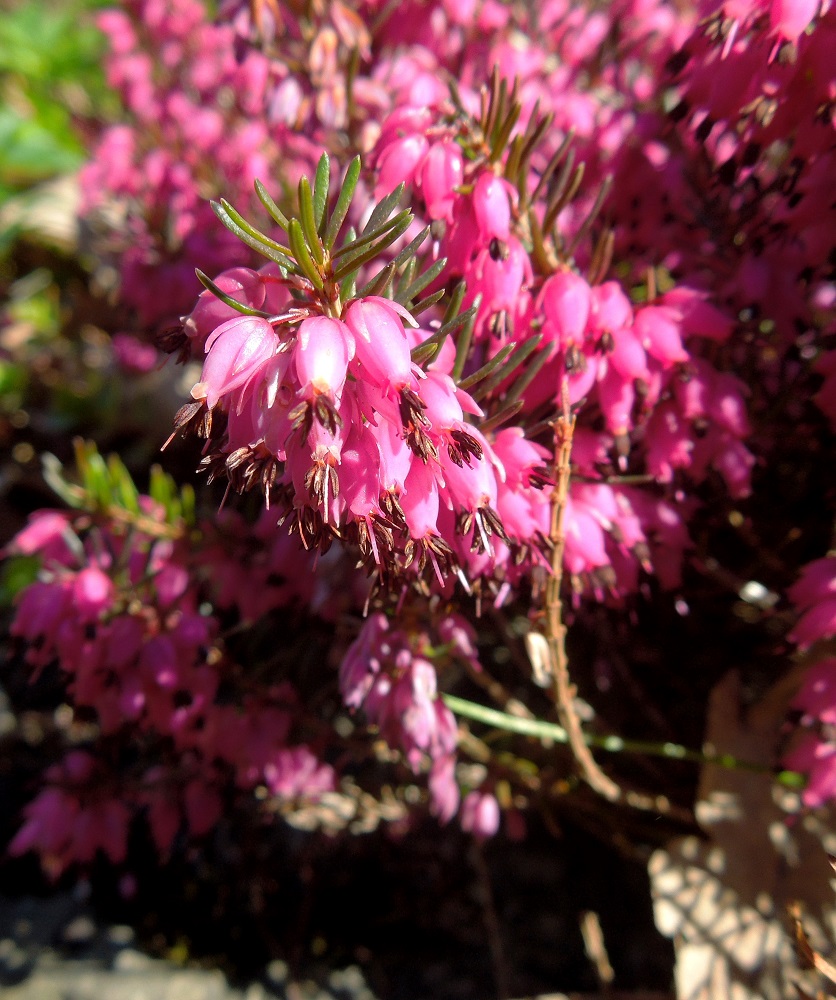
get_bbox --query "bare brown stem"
[545,378,622,802]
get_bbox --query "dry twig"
[545,379,621,801]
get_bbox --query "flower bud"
[472,172,512,241]
[419,140,463,221]
[294,315,354,399]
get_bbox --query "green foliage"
[42,439,195,536]
[0,553,40,606]
[0,0,115,204]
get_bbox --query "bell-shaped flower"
[192,315,278,409]
[72,567,115,624]
[597,365,635,436]
[7,510,74,565]
[788,558,836,611]
[634,305,689,368]
[182,267,267,343]
[472,172,513,241]
[540,270,592,349]
[374,133,429,200]
[440,434,501,546]
[419,140,463,221]
[783,734,836,809]
[608,326,649,381]
[791,658,836,725]
[428,755,460,823]
[376,418,412,495]
[460,790,500,840]
[339,612,388,709]
[402,456,441,540]
[564,495,609,575]
[345,296,416,394]
[645,403,693,482]
[294,315,354,400]
[590,281,633,335]
[660,287,733,343]
[340,428,383,520]
[491,428,549,489]
[769,0,819,42]
[468,236,532,326]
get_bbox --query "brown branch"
[544,378,621,802]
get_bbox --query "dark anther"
[488,238,509,261]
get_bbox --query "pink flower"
[419,140,463,221]
[192,315,278,409]
[634,306,689,368]
[769,0,819,41]
[784,734,836,809]
[345,296,416,393]
[472,172,513,241]
[792,657,836,724]
[460,790,500,840]
[374,133,429,200]
[789,596,836,649]
[294,315,354,399]
[788,558,836,610]
[428,756,460,823]
[540,270,592,349]
[72,567,115,623]
[6,511,74,564]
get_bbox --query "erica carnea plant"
[4,0,835,886]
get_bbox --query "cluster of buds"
[340,610,486,827]
[6,502,336,875]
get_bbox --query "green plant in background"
[0,0,117,266]
[0,0,115,206]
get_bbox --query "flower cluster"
[783,557,836,808]
[6,506,336,876]
[7,0,836,887]
[340,610,484,828]
[81,0,278,325]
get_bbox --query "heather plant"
[3,0,835,968]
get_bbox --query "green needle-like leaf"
[490,101,521,162]
[479,399,525,433]
[390,226,431,272]
[108,455,140,515]
[333,212,412,281]
[451,295,479,382]
[469,334,543,401]
[298,177,324,265]
[212,201,297,272]
[331,210,412,262]
[458,341,516,392]
[324,155,361,250]
[437,303,478,341]
[400,257,446,303]
[363,182,405,235]
[504,340,551,405]
[566,175,612,258]
[410,312,455,365]
[442,694,806,782]
[313,152,330,233]
[531,129,575,206]
[442,281,467,325]
[288,219,324,290]
[543,160,585,233]
[254,179,289,231]
[409,288,445,316]
[195,269,273,318]
[357,262,396,298]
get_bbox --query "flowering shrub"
[4,0,835,904]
